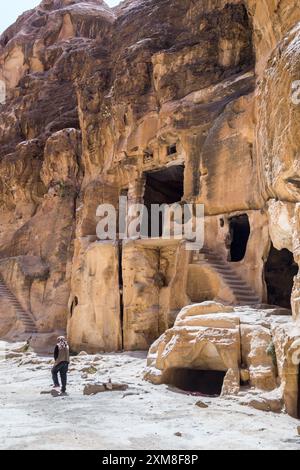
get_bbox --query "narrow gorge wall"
[0,0,300,357]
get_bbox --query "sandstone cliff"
[1,0,300,416]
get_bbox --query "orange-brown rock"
[1,0,300,418]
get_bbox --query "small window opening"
[167,144,177,157]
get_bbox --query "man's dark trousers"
[52,361,69,393]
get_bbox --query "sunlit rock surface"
[1,0,300,418]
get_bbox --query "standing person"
[52,336,70,395]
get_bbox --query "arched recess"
[161,342,228,396]
[264,244,298,309]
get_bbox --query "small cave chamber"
[163,368,226,396]
[228,214,250,262]
[264,244,298,310]
[143,165,184,237]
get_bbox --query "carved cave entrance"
[229,214,250,262]
[264,245,298,310]
[143,165,184,237]
[163,368,226,396]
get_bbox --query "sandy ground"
[0,341,299,450]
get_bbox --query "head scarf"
[57,336,69,350]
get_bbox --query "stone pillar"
[68,239,122,353]
[122,241,160,350]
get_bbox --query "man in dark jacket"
[52,336,70,395]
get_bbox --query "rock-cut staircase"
[0,277,37,333]
[193,247,260,305]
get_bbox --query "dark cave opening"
[163,368,226,396]
[143,165,184,237]
[70,296,78,318]
[264,245,298,310]
[229,214,250,262]
[167,144,177,156]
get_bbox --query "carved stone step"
[0,277,37,333]
[196,248,261,305]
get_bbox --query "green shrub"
[266,341,277,368]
